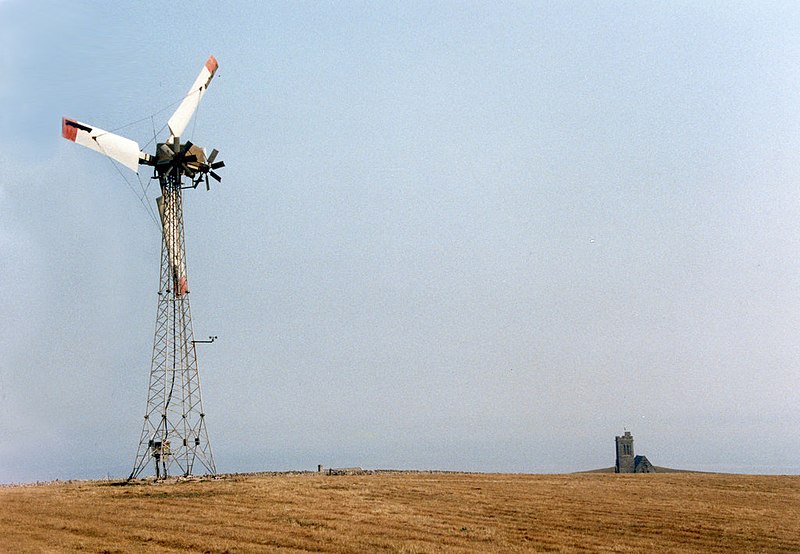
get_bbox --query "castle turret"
[615,431,635,473]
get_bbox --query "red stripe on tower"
[205,55,218,74]
[62,118,78,141]
[177,275,188,297]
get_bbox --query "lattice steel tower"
[61,55,224,480]
[128,167,216,479]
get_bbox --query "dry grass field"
[1,471,799,553]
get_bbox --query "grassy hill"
[1,471,799,552]
[579,466,702,473]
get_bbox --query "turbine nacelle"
[154,139,225,190]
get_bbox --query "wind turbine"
[62,55,224,479]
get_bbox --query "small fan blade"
[210,161,225,170]
[207,149,219,164]
[182,155,198,163]
[205,174,210,191]
[209,170,222,182]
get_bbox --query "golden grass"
[1,472,798,552]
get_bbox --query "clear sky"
[1,1,799,482]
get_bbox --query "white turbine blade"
[156,195,188,296]
[62,117,144,173]
[167,55,219,141]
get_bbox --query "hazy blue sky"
[2,1,799,482]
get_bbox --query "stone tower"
[615,431,635,473]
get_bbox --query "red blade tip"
[62,117,77,141]
[205,55,218,74]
